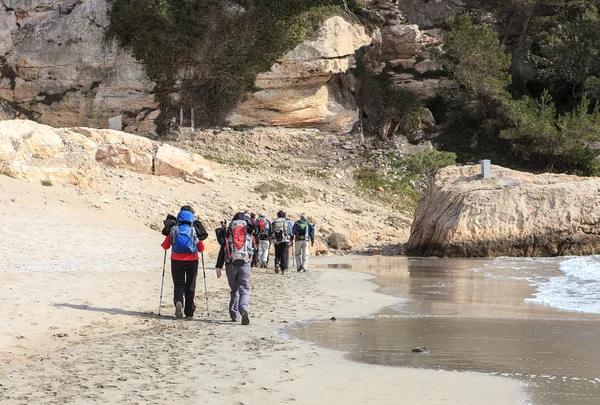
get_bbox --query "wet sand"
[287,256,600,405]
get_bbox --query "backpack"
[256,217,270,240]
[170,211,199,254]
[227,219,253,266]
[272,217,288,243]
[294,220,309,241]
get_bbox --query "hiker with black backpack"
[292,213,315,272]
[271,210,293,275]
[215,212,255,325]
[255,212,271,268]
[161,206,208,319]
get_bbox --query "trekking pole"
[291,239,295,268]
[201,252,210,316]
[158,250,167,316]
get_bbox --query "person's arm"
[287,220,294,245]
[310,223,315,246]
[161,234,171,250]
[193,220,209,241]
[216,246,225,278]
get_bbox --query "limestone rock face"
[407,165,600,257]
[396,0,465,28]
[0,120,214,186]
[70,127,155,174]
[0,120,100,187]
[227,16,373,133]
[0,0,159,133]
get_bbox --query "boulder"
[154,144,214,182]
[227,16,373,133]
[0,120,100,187]
[70,127,154,174]
[328,232,353,250]
[312,237,330,256]
[406,165,600,257]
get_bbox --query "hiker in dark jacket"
[292,213,315,272]
[216,212,254,325]
[271,210,293,275]
[161,205,208,319]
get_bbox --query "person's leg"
[225,264,240,321]
[260,240,270,265]
[301,241,310,271]
[171,260,186,318]
[237,262,252,325]
[184,260,199,317]
[295,241,303,271]
[274,243,282,273]
[281,243,289,272]
[171,260,186,305]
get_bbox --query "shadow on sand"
[52,303,236,324]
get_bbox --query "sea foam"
[526,256,600,313]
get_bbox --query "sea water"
[285,256,600,405]
[526,256,600,313]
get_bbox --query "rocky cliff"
[0,1,464,135]
[0,0,159,133]
[226,16,372,133]
[406,165,600,257]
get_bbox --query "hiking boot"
[274,265,280,274]
[240,309,250,325]
[297,267,303,272]
[175,302,183,319]
[231,317,239,322]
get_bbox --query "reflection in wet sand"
[297,256,600,405]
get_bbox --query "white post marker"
[108,115,122,131]
[481,159,491,179]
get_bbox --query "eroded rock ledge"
[406,165,600,257]
[0,120,213,187]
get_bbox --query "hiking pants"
[171,259,198,316]
[225,262,251,320]
[259,240,270,264]
[274,242,290,270]
[295,240,310,270]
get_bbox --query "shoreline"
[1,255,527,404]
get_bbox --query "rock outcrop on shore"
[0,120,213,186]
[406,165,600,257]
[227,16,372,133]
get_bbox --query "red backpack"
[227,219,253,265]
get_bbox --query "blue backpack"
[170,211,199,254]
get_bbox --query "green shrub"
[501,92,600,175]
[355,149,456,212]
[41,178,53,187]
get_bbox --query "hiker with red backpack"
[292,213,315,272]
[215,212,255,325]
[255,212,271,268]
[161,206,208,319]
[271,210,293,275]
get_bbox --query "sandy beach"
[0,175,525,404]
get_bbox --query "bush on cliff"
[108,0,357,131]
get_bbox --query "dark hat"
[180,205,195,214]
[277,210,286,218]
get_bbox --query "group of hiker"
[161,206,315,324]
